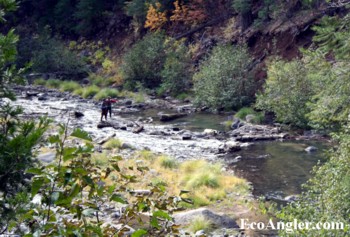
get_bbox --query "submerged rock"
[305,146,318,153]
[159,113,187,122]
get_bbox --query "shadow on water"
[226,141,329,197]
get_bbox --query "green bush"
[33,78,46,86]
[29,35,88,77]
[277,131,350,236]
[256,59,313,128]
[89,73,115,87]
[59,81,81,92]
[81,85,100,98]
[46,79,61,89]
[160,41,192,95]
[121,32,166,90]
[235,107,264,124]
[94,88,119,100]
[194,44,255,111]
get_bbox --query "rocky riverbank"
[7,85,290,163]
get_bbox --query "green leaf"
[70,128,92,141]
[26,167,43,175]
[63,147,77,162]
[110,194,128,204]
[69,183,81,199]
[82,175,94,187]
[131,229,148,237]
[48,134,60,144]
[152,210,172,220]
[31,177,44,197]
[112,163,120,172]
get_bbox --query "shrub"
[121,32,166,89]
[158,155,179,169]
[59,81,81,92]
[160,41,192,95]
[193,44,255,111]
[73,87,84,96]
[94,88,119,100]
[46,79,61,89]
[29,35,88,77]
[33,78,46,86]
[235,107,264,124]
[89,73,115,87]
[81,85,100,98]
[256,59,313,128]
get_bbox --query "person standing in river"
[100,99,109,121]
[106,97,117,118]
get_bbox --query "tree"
[194,44,255,111]
[0,0,50,232]
[121,32,166,89]
[256,59,313,128]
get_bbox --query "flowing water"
[9,89,329,198]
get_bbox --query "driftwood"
[96,133,116,145]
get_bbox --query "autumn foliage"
[170,0,207,26]
[145,2,167,31]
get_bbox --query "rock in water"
[305,146,317,153]
[74,111,84,118]
[132,125,144,133]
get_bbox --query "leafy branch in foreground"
[13,124,188,236]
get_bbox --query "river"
[7,85,329,199]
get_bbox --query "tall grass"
[46,79,61,89]
[235,107,264,124]
[82,85,100,98]
[187,215,213,233]
[94,88,119,100]
[59,81,81,92]
[103,138,123,150]
[108,154,250,208]
[33,78,46,86]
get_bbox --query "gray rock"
[305,146,318,153]
[231,118,241,130]
[195,230,206,236]
[37,152,56,163]
[245,114,256,123]
[74,111,84,118]
[203,129,218,136]
[173,208,239,229]
[225,141,241,152]
[182,133,192,140]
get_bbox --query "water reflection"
[227,141,329,196]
